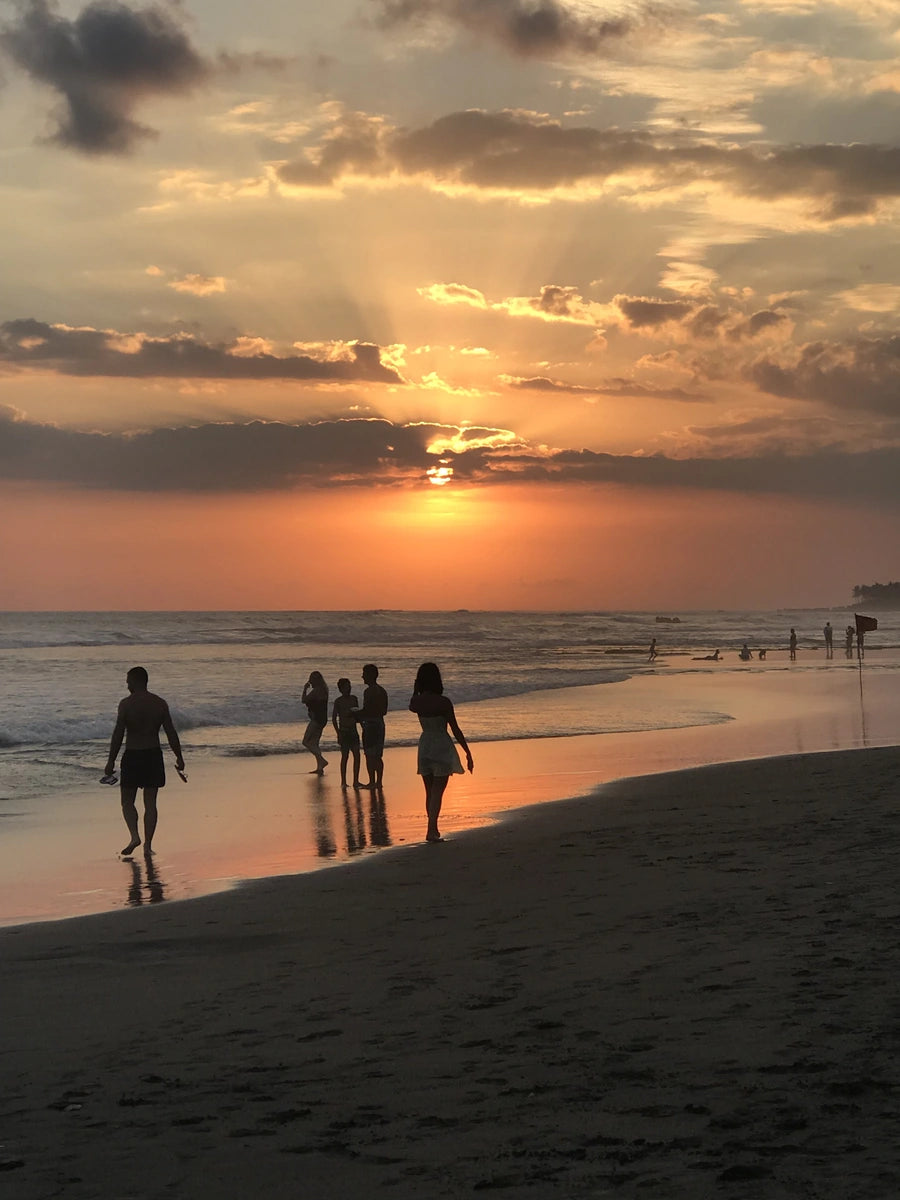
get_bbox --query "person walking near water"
[104,666,184,857]
[789,628,798,661]
[409,661,473,843]
[824,621,833,658]
[356,663,388,789]
[301,670,329,774]
[845,625,854,657]
[648,637,658,662]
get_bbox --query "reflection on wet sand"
[124,855,166,907]
[369,788,391,847]
[308,775,337,858]
[342,788,367,854]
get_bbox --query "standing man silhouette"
[824,621,833,658]
[105,667,184,857]
[356,664,388,789]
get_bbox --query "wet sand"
[4,743,900,1198]
[0,663,894,927]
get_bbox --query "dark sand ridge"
[4,744,900,1198]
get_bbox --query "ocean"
[2,608,895,813]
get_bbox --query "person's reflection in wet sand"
[124,856,166,907]
[368,787,391,847]
[308,774,337,858]
[341,788,367,854]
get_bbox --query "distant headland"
[852,582,900,610]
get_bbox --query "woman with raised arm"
[301,670,329,774]
[409,661,473,843]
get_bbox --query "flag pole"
[854,613,877,747]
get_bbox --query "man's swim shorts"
[361,718,385,757]
[120,747,166,788]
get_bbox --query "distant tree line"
[852,581,900,608]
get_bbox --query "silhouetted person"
[739,643,752,661]
[758,648,767,660]
[789,628,797,661]
[301,670,328,774]
[105,666,184,857]
[648,637,658,661]
[409,661,473,843]
[845,625,854,657]
[823,621,833,658]
[692,649,720,661]
[331,677,361,788]
[355,664,388,788]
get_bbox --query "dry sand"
[4,743,900,1198]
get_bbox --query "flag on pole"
[855,613,878,635]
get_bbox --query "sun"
[426,458,454,486]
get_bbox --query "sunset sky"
[2,0,900,610]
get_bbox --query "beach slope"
[4,745,900,1198]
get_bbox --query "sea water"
[2,608,896,812]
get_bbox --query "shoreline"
[5,743,900,1197]
[2,665,899,928]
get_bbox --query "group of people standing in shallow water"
[301,661,473,843]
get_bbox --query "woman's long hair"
[308,670,326,693]
[414,661,443,694]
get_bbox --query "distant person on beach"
[824,621,833,658]
[845,625,854,657]
[692,650,720,661]
[409,661,473,843]
[648,638,658,662]
[331,677,361,789]
[758,648,767,660]
[355,664,388,789]
[301,670,329,774]
[789,628,798,661]
[739,644,753,661]
[104,666,184,857]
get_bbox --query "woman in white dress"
[409,661,473,842]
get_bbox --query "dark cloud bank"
[3,409,900,504]
[280,108,900,221]
[0,319,402,383]
[750,337,900,415]
[370,0,670,58]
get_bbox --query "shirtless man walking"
[104,666,184,856]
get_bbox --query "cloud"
[501,374,704,401]
[167,275,228,296]
[615,296,695,328]
[420,281,602,325]
[666,410,900,458]
[275,106,900,221]
[750,335,900,414]
[0,318,405,383]
[419,281,790,352]
[369,0,674,60]
[1,0,210,154]
[3,407,900,504]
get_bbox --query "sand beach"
[4,737,900,1198]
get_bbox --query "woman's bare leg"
[426,775,449,842]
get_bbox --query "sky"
[1,0,900,610]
